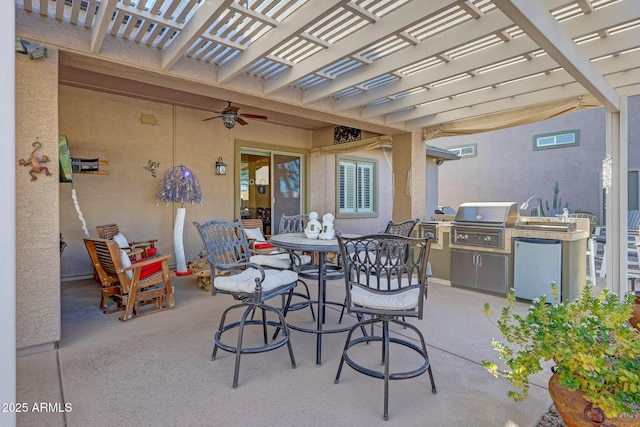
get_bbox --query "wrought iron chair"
[335,232,436,420]
[383,218,420,236]
[84,238,175,320]
[194,219,297,388]
[278,214,315,321]
[338,219,420,323]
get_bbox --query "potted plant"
[482,283,640,425]
[631,291,640,330]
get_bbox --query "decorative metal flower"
[156,165,202,207]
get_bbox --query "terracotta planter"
[630,296,640,330]
[548,373,640,427]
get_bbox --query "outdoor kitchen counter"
[426,218,589,300]
[507,217,590,242]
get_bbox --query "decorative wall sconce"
[144,160,160,177]
[215,157,227,175]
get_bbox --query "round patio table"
[269,232,357,365]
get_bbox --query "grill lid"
[454,202,519,227]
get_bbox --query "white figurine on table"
[319,213,335,240]
[304,211,321,239]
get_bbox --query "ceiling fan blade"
[226,105,240,113]
[202,115,221,121]
[240,114,268,120]
[236,117,249,126]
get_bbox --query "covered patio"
[17,275,558,426]
[4,0,640,425]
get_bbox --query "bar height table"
[269,232,355,365]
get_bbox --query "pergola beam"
[344,0,639,115]
[162,0,234,71]
[306,9,514,105]
[218,0,347,84]
[90,0,118,53]
[493,0,619,112]
[382,28,640,123]
[264,0,452,94]
[408,68,639,129]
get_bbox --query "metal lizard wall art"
[18,140,53,181]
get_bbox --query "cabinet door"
[451,249,477,288]
[476,252,508,295]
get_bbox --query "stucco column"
[15,46,60,350]
[391,132,427,222]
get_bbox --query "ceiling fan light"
[221,110,237,129]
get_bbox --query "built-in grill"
[451,202,518,249]
[450,202,519,296]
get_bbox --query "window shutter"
[339,161,357,213]
[358,163,374,212]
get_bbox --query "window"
[534,130,579,150]
[336,156,377,218]
[448,144,476,158]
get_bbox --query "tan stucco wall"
[59,85,312,279]
[309,149,393,234]
[16,48,60,350]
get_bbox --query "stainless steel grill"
[451,202,518,249]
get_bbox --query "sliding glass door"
[239,149,304,235]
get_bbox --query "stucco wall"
[59,85,313,279]
[435,104,621,223]
[16,48,60,349]
[310,149,393,235]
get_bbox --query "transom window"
[534,130,579,150]
[336,156,378,218]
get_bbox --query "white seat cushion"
[350,273,420,310]
[214,268,298,294]
[244,227,266,242]
[251,252,293,269]
[251,253,312,269]
[119,249,134,279]
[113,232,129,249]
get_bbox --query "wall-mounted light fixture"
[215,157,227,175]
[15,38,47,60]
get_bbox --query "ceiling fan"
[202,101,268,129]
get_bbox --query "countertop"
[424,218,590,254]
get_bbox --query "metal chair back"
[384,219,419,237]
[337,233,431,319]
[279,214,309,234]
[194,220,251,280]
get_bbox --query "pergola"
[12,0,640,298]
[4,1,640,420]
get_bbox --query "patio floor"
[17,275,563,427]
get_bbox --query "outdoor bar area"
[422,203,591,302]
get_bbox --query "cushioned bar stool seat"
[334,232,436,420]
[194,219,297,388]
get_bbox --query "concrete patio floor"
[17,275,562,427]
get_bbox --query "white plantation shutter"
[357,162,374,212]
[339,161,357,212]
[338,158,376,215]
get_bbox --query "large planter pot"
[630,295,640,330]
[548,373,640,427]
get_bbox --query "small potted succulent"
[482,283,640,425]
